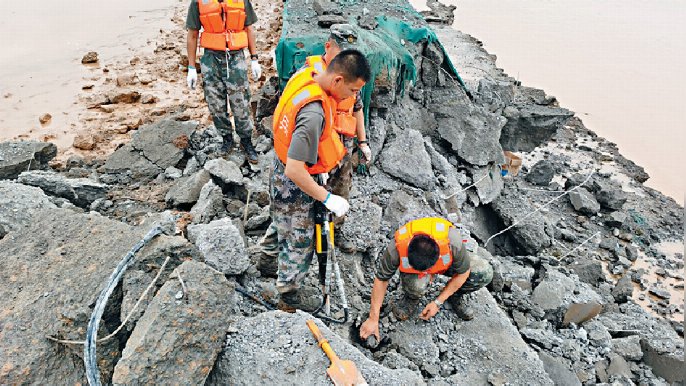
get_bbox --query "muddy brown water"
[0,0,176,148]
[411,0,685,205]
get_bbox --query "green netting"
[275,1,468,122]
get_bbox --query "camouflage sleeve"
[186,0,201,30]
[244,0,258,27]
[444,228,472,276]
[375,243,400,281]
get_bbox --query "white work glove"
[323,193,350,218]
[187,66,197,89]
[251,60,262,80]
[359,143,372,164]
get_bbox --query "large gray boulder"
[500,104,573,152]
[0,181,57,233]
[0,141,57,180]
[187,218,249,275]
[341,199,383,253]
[207,311,425,385]
[569,188,601,215]
[525,160,556,186]
[18,170,107,208]
[531,267,604,321]
[165,170,211,208]
[103,119,197,178]
[112,261,234,385]
[490,188,554,255]
[380,129,434,190]
[190,180,225,224]
[204,158,243,186]
[0,209,188,384]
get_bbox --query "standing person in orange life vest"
[270,50,372,313]
[256,25,370,277]
[186,0,261,164]
[359,217,494,342]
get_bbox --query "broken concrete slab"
[499,104,573,152]
[187,218,249,275]
[207,311,424,385]
[612,335,643,362]
[0,140,57,180]
[204,158,243,186]
[538,351,581,386]
[0,209,187,384]
[490,188,553,255]
[18,170,107,208]
[112,261,234,385]
[380,128,434,190]
[130,119,197,169]
[165,170,211,208]
[0,180,57,233]
[341,199,383,253]
[190,180,225,224]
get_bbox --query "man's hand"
[359,318,380,340]
[359,143,372,165]
[323,193,349,217]
[251,60,262,80]
[187,66,198,89]
[419,301,440,321]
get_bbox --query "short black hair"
[327,49,371,83]
[407,235,440,271]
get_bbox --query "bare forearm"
[187,30,199,67]
[368,278,389,321]
[246,25,257,56]
[354,109,366,142]
[436,269,470,303]
[284,158,329,202]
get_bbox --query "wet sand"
[0,0,176,147]
[411,0,685,205]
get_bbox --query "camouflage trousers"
[260,137,353,263]
[401,251,494,300]
[200,49,254,141]
[269,158,317,292]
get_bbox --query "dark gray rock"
[0,209,182,384]
[187,218,249,275]
[244,206,270,231]
[537,351,581,386]
[190,181,225,224]
[17,170,107,208]
[0,141,57,179]
[382,190,437,230]
[0,181,57,233]
[112,261,234,385]
[605,211,628,228]
[490,188,553,255]
[165,170,211,208]
[204,158,243,186]
[569,188,600,215]
[569,259,605,285]
[130,119,197,169]
[500,104,573,152]
[593,180,628,210]
[612,274,633,303]
[525,160,556,186]
[472,163,504,205]
[612,336,643,361]
[380,129,434,190]
[207,311,424,385]
[103,143,162,179]
[341,199,383,253]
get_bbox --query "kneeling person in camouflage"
[359,217,493,341]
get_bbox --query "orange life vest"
[197,0,248,51]
[305,55,358,137]
[395,218,454,277]
[273,66,346,175]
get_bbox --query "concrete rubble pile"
[0,0,683,385]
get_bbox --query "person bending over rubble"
[359,217,493,341]
[270,50,371,312]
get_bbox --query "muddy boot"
[277,286,322,313]
[448,294,474,321]
[391,293,420,321]
[240,138,258,165]
[220,135,234,155]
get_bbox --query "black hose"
[236,286,276,310]
[84,225,163,386]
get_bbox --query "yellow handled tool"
[306,320,368,386]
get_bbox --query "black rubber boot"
[220,135,234,154]
[448,294,474,321]
[240,138,259,165]
[277,286,322,313]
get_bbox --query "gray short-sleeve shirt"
[287,101,325,166]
